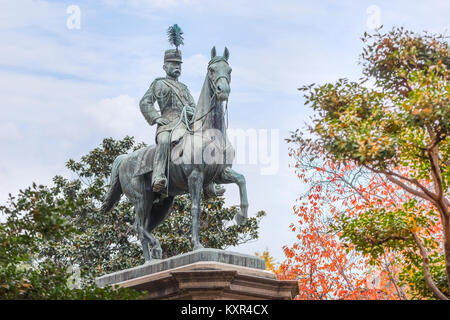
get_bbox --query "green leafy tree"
[290,27,449,299]
[156,195,265,258]
[0,183,142,299]
[2,136,265,297]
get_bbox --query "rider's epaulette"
[150,77,166,86]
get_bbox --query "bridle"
[191,57,231,128]
[207,57,231,96]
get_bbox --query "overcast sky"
[1,0,449,262]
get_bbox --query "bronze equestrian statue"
[101,26,249,262]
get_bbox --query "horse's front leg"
[216,166,248,225]
[188,170,204,250]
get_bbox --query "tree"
[0,182,141,299]
[289,27,449,299]
[278,155,405,299]
[1,136,265,296]
[255,249,278,273]
[280,151,427,299]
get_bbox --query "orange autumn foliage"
[277,152,419,300]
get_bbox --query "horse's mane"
[193,58,227,132]
[194,74,212,123]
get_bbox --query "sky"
[1,0,449,263]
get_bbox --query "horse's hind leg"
[134,174,162,262]
[135,200,153,262]
[188,170,204,250]
[144,195,175,260]
[139,225,160,262]
[140,233,152,262]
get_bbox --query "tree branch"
[411,232,448,300]
[427,146,450,213]
[383,169,438,201]
[381,251,407,300]
[365,165,436,204]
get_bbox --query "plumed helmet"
[164,49,182,63]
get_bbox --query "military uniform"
[140,77,196,138]
[139,49,195,194]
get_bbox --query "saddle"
[133,125,187,177]
[133,145,156,177]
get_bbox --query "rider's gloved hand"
[185,105,195,118]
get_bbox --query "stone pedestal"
[95,249,298,300]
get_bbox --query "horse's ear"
[211,46,216,59]
[223,47,230,61]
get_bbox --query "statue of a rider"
[139,48,194,194]
[139,45,225,197]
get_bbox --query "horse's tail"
[101,154,126,214]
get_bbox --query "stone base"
[95,249,298,300]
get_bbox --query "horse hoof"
[214,184,226,196]
[144,258,161,265]
[151,248,163,259]
[234,212,247,226]
[204,183,225,199]
[193,244,204,251]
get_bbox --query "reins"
[163,58,231,196]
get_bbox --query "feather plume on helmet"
[164,24,184,63]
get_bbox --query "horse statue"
[101,47,249,262]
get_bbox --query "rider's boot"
[152,133,170,196]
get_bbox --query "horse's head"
[208,46,232,101]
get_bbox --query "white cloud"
[182,53,209,78]
[0,28,164,85]
[0,0,64,30]
[84,94,142,136]
[0,122,22,140]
